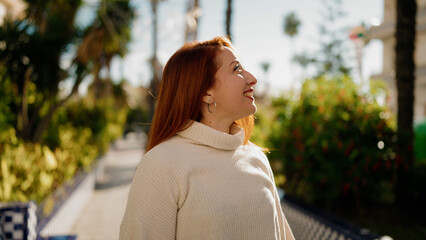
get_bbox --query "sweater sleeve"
[120,153,179,240]
[273,183,295,240]
[260,150,295,240]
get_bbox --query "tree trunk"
[395,0,417,207]
[17,67,32,139]
[148,0,161,128]
[92,62,103,99]
[193,0,199,39]
[184,0,200,42]
[32,102,60,142]
[225,0,232,39]
[32,64,86,142]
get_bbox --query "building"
[368,0,426,123]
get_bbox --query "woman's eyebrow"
[229,60,239,67]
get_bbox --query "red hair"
[146,37,254,152]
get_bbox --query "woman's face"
[208,47,258,121]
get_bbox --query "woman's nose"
[245,70,257,86]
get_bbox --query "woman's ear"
[202,90,214,104]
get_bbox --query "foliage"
[77,0,135,99]
[125,107,150,134]
[0,0,137,204]
[47,96,128,153]
[263,76,397,210]
[292,0,352,78]
[0,68,15,132]
[283,12,301,38]
[0,91,128,203]
[415,121,426,161]
[0,0,135,143]
[0,125,96,203]
[0,0,83,142]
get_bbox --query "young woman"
[120,37,295,240]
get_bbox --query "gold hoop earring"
[208,101,216,113]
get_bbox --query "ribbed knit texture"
[120,121,292,240]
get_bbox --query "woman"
[120,37,295,240]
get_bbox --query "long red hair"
[146,37,254,152]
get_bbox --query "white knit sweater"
[120,121,294,239]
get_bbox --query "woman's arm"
[284,211,296,240]
[273,181,295,240]
[120,154,179,239]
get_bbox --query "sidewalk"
[70,133,145,240]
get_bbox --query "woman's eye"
[233,64,243,73]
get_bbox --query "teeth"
[244,91,253,97]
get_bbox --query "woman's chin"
[251,103,257,114]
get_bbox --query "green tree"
[77,0,135,99]
[0,0,135,143]
[268,76,397,211]
[283,12,301,38]
[292,0,351,78]
[0,0,83,142]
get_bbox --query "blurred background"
[1,0,425,239]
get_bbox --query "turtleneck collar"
[177,121,244,150]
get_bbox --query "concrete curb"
[36,155,107,237]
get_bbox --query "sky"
[74,0,384,96]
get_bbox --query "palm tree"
[395,0,417,206]
[290,0,351,78]
[283,11,301,83]
[0,0,135,142]
[225,0,232,39]
[76,0,135,99]
[0,0,83,142]
[147,0,165,124]
[185,0,200,42]
[283,12,301,38]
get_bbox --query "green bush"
[265,76,397,209]
[0,126,94,202]
[48,97,128,153]
[124,107,150,134]
[0,71,15,132]
[0,95,128,203]
[415,121,426,162]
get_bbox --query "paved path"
[70,134,145,240]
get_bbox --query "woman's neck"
[199,117,234,134]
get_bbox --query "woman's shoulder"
[240,141,267,155]
[141,135,193,167]
[238,141,270,164]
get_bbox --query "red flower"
[386,159,391,169]
[345,142,355,156]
